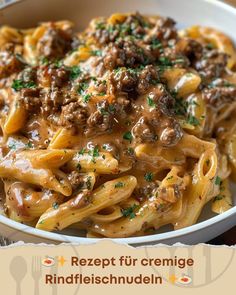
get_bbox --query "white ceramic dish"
[0,0,236,245]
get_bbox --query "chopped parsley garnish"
[213,195,224,202]
[127,147,134,156]
[90,50,102,57]
[69,66,82,80]
[77,82,89,94]
[144,172,154,182]
[40,56,49,65]
[97,92,106,96]
[158,56,172,66]
[8,143,17,150]
[167,176,173,180]
[82,93,92,103]
[52,202,59,210]
[78,148,86,155]
[151,38,163,50]
[187,115,200,126]
[86,176,92,190]
[215,176,222,186]
[121,204,138,219]
[147,95,156,107]
[12,79,36,91]
[25,142,33,149]
[88,146,100,163]
[123,131,133,142]
[76,163,82,170]
[174,98,188,116]
[115,182,125,188]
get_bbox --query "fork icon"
[31,256,42,295]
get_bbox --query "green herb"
[121,204,138,219]
[187,115,200,126]
[206,159,210,166]
[90,50,102,57]
[86,176,92,190]
[70,66,82,80]
[151,38,163,50]
[123,131,133,142]
[54,59,63,68]
[8,143,17,150]
[213,195,224,202]
[174,98,188,116]
[206,43,215,50]
[158,56,172,66]
[147,95,156,107]
[96,22,106,30]
[25,142,33,149]
[40,56,49,65]
[115,182,125,188]
[108,104,115,113]
[77,82,89,94]
[83,93,92,103]
[78,148,86,155]
[127,147,134,156]
[76,163,82,170]
[144,172,153,182]
[52,202,59,210]
[12,79,36,91]
[88,146,100,163]
[167,176,173,180]
[215,176,222,186]
[97,92,106,96]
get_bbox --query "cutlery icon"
[32,256,42,295]
[10,256,27,295]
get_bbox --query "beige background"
[1,242,236,295]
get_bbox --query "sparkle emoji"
[169,274,178,284]
[58,256,66,266]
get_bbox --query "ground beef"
[109,67,138,94]
[67,171,90,192]
[193,49,227,81]
[103,40,152,70]
[148,84,175,116]
[20,88,41,112]
[37,27,72,59]
[85,100,114,136]
[159,118,183,147]
[178,38,203,62]
[152,17,178,42]
[20,67,37,84]
[41,87,64,116]
[136,65,159,94]
[0,45,24,79]
[203,79,236,108]
[134,182,159,202]
[37,65,69,87]
[59,101,88,128]
[132,116,157,143]
[91,12,148,45]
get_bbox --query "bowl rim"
[1,202,236,244]
[0,0,236,245]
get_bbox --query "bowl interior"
[0,0,236,244]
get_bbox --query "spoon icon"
[10,256,27,295]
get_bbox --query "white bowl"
[0,0,236,245]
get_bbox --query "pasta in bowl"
[0,11,236,239]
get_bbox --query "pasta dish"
[0,13,236,238]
